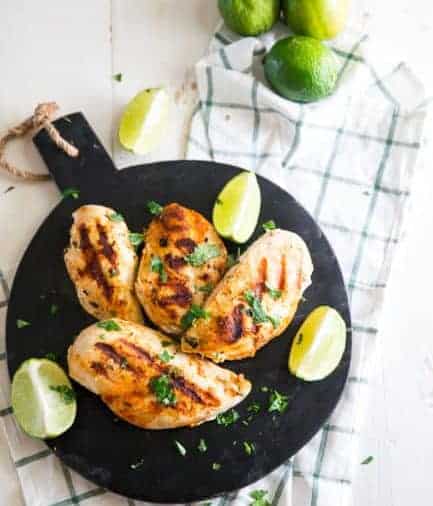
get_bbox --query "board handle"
[33,112,118,197]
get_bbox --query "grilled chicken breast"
[135,203,228,335]
[182,229,313,362]
[64,205,143,324]
[68,319,251,429]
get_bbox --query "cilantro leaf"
[45,352,58,362]
[361,456,374,465]
[16,319,31,329]
[160,350,174,363]
[249,490,270,506]
[150,255,167,283]
[181,304,210,330]
[49,385,76,404]
[108,212,124,222]
[265,282,282,300]
[129,232,144,249]
[174,440,186,456]
[146,200,163,216]
[268,389,289,414]
[247,403,261,414]
[244,290,280,328]
[212,462,221,471]
[150,374,176,406]
[197,438,207,453]
[113,73,123,82]
[216,409,239,427]
[96,320,121,331]
[62,187,79,200]
[198,283,214,294]
[243,441,255,456]
[262,220,276,232]
[185,244,220,267]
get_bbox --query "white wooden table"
[1,2,432,505]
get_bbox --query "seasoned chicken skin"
[64,205,143,324]
[182,229,313,362]
[135,203,228,335]
[67,319,251,429]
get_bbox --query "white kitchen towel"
[0,18,430,506]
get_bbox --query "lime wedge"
[118,88,170,155]
[212,171,261,244]
[289,306,346,381]
[11,359,77,439]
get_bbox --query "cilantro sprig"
[244,290,280,328]
[96,320,121,331]
[150,374,176,406]
[49,385,76,404]
[181,304,210,330]
[185,244,220,267]
[216,409,239,427]
[146,200,163,216]
[150,255,167,283]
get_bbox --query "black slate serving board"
[6,113,351,503]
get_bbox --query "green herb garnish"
[247,403,261,415]
[162,340,172,347]
[16,319,30,329]
[262,220,276,232]
[212,462,221,471]
[113,73,123,82]
[197,438,207,453]
[249,490,271,506]
[265,282,282,300]
[45,352,58,362]
[174,440,186,456]
[361,456,374,465]
[150,255,167,283]
[50,304,59,315]
[108,212,124,222]
[62,187,79,200]
[243,441,255,456]
[160,350,174,363]
[216,409,239,427]
[198,283,214,294]
[129,232,144,249]
[268,389,289,414]
[146,200,163,216]
[49,385,76,404]
[226,247,241,269]
[244,290,280,328]
[150,374,176,406]
[96,320,121,331]
[185,244,220,267]
[181,304,210,330]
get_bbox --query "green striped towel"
[0,20,430,506]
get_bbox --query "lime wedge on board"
[289,306,346,381]
[118,88,170,154]
[212,171,261,244]
[11,359,77,439]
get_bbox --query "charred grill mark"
[78,225,113,300]
[255,257,268,297]
[157,282,192,308]
[95,342,127,367]
[161,205,187,231]
[164,253,186,270]
[201,273,210,282]
[97,223,117,266]
[175,238,196,253]
[217,304,244,343]
[279,254,286,290]
[91,361,108,377]
[120,340,217,406]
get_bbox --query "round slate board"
[6,114,351,503]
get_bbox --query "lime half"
[11,359,77,439]
[212,171,261,244]
[119,88,170,155]
[289,306,346,381]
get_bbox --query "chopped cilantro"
[197,438,207,453]
[243,441,255,456]
[361,456,374,465]
[198,283,214,294]
[130,459,144,470]
[216,409,239,427]
[212,462,221,471]
[113,73,123,82]
[244,290,280,328]
[181,304,210,330]
[45,352,58,362]
[150,255,167,283]
[247,403,261,415]
[129,232,144,249]
[262,220,276,232]
[96,320,121,331]
[185,244,220,267]
[149,374,176,406]
[50,304,59,315]
[16,319,30,329]
[249,490,270,506]
[62,187,79,200]
[265,282,282,300]
[146,200,163,216]
[174,440,186,456]
[268,389,289,414]
[49,385,75,404]
[108,212,124,222]
[160,350,174,363]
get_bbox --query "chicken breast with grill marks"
[135,203,228,335]
[181,229,313,362]
[64,205,143,324]
[67,319,251,429]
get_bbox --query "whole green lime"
[282,0,349,40]
[218,0,281,36]
[264,36,338,102]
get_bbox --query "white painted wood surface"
[0,2,432,505]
